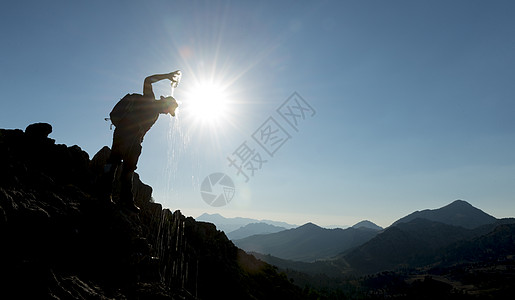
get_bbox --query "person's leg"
[99,131,123,202]
[120,167,134,205]
[119,141,142,212]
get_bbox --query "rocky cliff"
[0,123,304,299]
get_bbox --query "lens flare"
[185,82,229,124]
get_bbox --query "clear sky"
[1,0,514,228]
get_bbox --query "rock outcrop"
[0,123,304,299]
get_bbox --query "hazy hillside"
[252,220,515,299]
[196,213,296,233]
[247,201,515,282]
[439,222,515,266]
[227,222,287,240]
[342,218,479,274]
[251,252,346,278]
[342,216,515,275]
[234,222,378,262]
[223,200,514,298]
[392,200,497,229]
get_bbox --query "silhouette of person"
[102,71,180,212]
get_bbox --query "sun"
[182,81,230,125]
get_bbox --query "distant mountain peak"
[196,212,224,220]
[392,200,496,229]
[227,222,287,240]
[447,199,473,207]
[199,212,222,217]
[352,220,383,231]
[298,222,321,229]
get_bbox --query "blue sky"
[1,0,514,228]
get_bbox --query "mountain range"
[233,222,381,262]
[248,199,515,281]
[341,200,512,274]
[196,212,296,233]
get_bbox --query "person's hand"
[168,70,181,80]
[169,70,182,88]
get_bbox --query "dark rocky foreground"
[0,123,304,299]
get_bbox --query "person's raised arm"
[143,71,180,98]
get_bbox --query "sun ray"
[183,81,229,124]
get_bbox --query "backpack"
[109,93,140,127]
